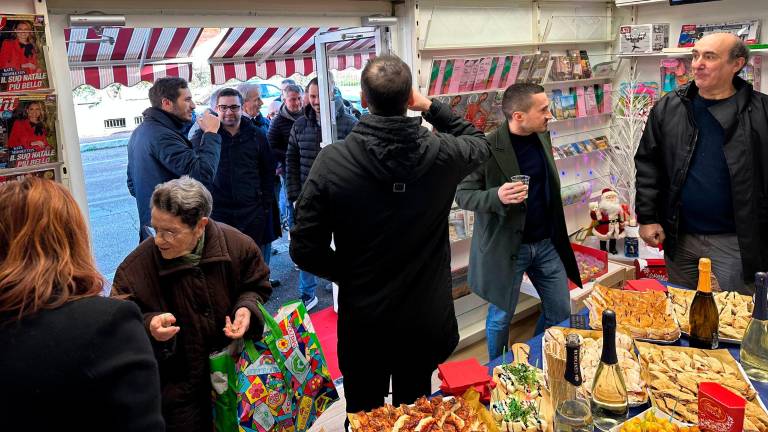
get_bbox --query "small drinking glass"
[510,175,530,199]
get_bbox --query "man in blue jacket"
[191,88,278,269]
[127,77,221,241]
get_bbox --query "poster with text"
[0,93,57,169]
[0,14,49,92]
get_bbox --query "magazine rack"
[542,16,614,44]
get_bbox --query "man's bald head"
[692,32,750,97]
[360,55,412,116]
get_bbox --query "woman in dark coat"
[112,175,272,432]
[0,177,164,432]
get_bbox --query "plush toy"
[589,188,626,254]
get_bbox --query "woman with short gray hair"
[112,175,272,432]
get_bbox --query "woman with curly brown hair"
[0,177,164,431]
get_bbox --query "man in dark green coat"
[456,83,581,360]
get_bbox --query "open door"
[314,26,390,146]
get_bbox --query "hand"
[149,313,180,342]
[589,202,599,211]
[639,223,665,247]
[497,182,528,205]
[407,88,432,112]
[198,110,221,134]
[224,307,251,339]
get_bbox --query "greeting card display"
[0,14,49,92]
[0,93,57,169]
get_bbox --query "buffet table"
[487,308,768,417]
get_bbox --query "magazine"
[528,51,550,84]
[0,14,49,92]
[0,93,57,169]
[678,20,761,47]
[0,165,55,184]
[516,54,536,83]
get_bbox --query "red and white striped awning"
[208,27,376,84]
[65,27,202,89]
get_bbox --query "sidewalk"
[80,132,132,152]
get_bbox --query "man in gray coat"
[456,83,581,360]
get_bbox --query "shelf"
[619,47,768,58]
[420,39,615,53]
[614,0,666,7]
[0,162,63,176]
[550,112,612,124]
[542,76,614,87]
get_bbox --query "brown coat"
[112,220,272,432]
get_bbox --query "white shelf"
[421,39,615,53]
[619,47,768,58]
[615,0,666,7]
[542,76,614,87]
[550,112,612,123]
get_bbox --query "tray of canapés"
[585,285,681,343]
[668,286,753,344]
[491,343,554,432]
[636,342,768,432]
[542,327,648,406]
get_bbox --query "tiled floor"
[309,309,541,431]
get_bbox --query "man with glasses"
[127,77,221,241]
[190,88,278,269]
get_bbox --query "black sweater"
[0,296,164,431]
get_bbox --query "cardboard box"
[619,24,670,54]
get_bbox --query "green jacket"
[455,125,581,313]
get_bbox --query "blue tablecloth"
[487,308,768,418]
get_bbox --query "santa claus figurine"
[589,188,626,254]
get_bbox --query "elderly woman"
[0,177,163,431]
[112,176,272,432]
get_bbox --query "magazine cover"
[579,51,592,79]
[549,55,572,82]
[0,93,57,169]
[472,57,493,91]
[434,94,468,120]
[504,55,522,87]
[463,91,495,132]
[0,14,49,92]
[739,55,761,91]
[528,51,550,84]
[484,90,505,133]
[516,54,535,84]
[0,165,55,184]
[458,58,479,93]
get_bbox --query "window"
[260,84,281,99]
[134,116,144,126]
[104,118,126,129]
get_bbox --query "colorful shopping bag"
[211,301,338,432]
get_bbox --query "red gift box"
[624,279,667,292]
[634,258,668,282]
[437,359,494,403]
[699,382,746,432]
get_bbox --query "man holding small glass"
[456,83,582,360]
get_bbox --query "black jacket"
[192,118,277,246]
[285,103,358,201]
[128,107,221,240]
[267,103,303,175]
[635,77,768,283]
[289,100,490,367]
[0,297,164,431]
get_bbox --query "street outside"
[81,140,333,315]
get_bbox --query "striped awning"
[208,27,376,84]
[65,27,202,89]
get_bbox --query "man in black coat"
[127,77,221,241]
[191,88,277,256]
[267,84,304,229]
[635,33,768,294]
[290,55,491,418]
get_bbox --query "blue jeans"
[279,174,294,228]
[259,243,271,266]
[486,238,570,360]
[299,270,317,300]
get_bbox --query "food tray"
[542,327,648,407]
[586,285,682,343]
[636,342,768,432]
[668,287,752,345]
[609,407,693,432]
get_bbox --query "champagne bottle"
[555,334,594,432]
[590,309,628,430]
[741,272,768,382]
[689,258,719,349]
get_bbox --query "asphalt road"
[81,143,333,315]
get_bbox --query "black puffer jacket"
[290,100,490,369]
[267,103,303,175]
[285,103,357,201]
[635,76,768,283]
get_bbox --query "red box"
[570,243,608,290]
[634,258,668,282]
[437,358,493,394]
[624,279,667,293]
[699,382,746,432]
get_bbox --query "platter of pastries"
[348,395,490,432]
[668,287,753,342]
[585,285,681,342]
[636,342,768,432]
[543,327,648,406]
